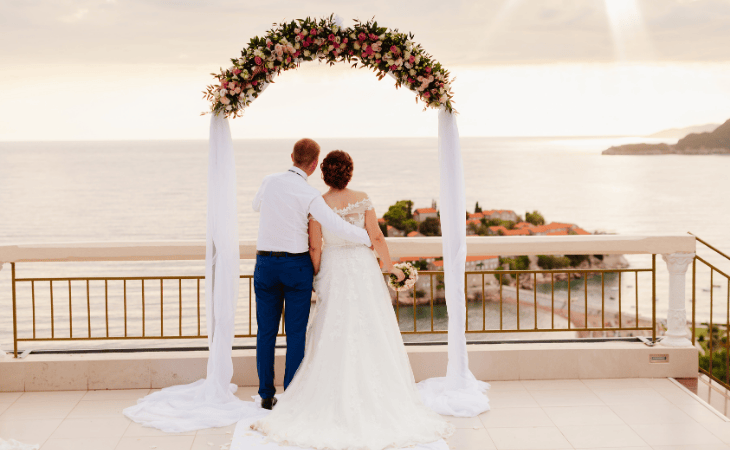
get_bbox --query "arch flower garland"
[204,15,455,119]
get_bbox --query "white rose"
[267,61,274,68]
[302,29,308,36]
[387,59,394,66]
[353,42,360,50]
[247,88,254,95]
[303,50,311,56]
[328,45,334,51]
[295,27,301,34]
[375,52,381,59]
[405,62,411,69]
[409,69,416,76]
[379,34,385,39]
[350,33,356,39]
[220,88,227,96]
[415,56,421,64]
[295,42,301,49]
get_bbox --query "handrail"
[0,235,696,263]
[689,232,730,261]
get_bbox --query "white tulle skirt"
[251,245,454,450]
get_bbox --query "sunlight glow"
[605,0,655,61]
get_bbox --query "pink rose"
[343,38,348,43]
[425,67,432,73]
[358,33,366,41]
[409,55,415,64]
[376,59,381,64]
[369,33,378,40]
[310,28,317,35]
[233,68,241,75]
[252,81,258,86]
[254,56,263,65]
[363,46,374,57]
[423,92,430,98]
[390,65,397,71]
[390,45,398,53]
[328,34,336,42]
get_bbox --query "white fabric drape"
[123,114,258,432]
[416,108,490,417]
[0,439,39,450]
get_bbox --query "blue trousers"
[254,253,313,399]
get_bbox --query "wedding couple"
[250,138,454,449]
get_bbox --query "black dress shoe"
[261,397,277,410]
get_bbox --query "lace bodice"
[322,197,373,248]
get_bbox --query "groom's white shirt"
[253,166,372,253]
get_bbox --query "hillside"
[647,123,719,139]
[604,118,730,155]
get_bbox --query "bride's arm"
[308,218,323,275]
[364,209,404,282]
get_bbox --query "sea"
[1,137,729,352]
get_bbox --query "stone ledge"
[0,341,698,391]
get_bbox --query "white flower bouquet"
[387,262,419,292]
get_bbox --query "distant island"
[603,118,730,155]
[647,123,719,139]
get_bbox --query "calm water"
[1,137,729,351]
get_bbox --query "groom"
[252,138,372,409]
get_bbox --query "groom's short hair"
[292,138,320,166]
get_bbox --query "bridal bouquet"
[387,262,419,292]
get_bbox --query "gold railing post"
[11,263,18,358]
[692,256,696,345]
[652,254,656,343]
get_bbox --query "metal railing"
[691,233,730,392]
[2,236,695,357]
[8,263,658,357]
[392,266,656,339]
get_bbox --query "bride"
[251,150,454,449]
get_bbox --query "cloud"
[1,0,730,67]
[59,8,89,23]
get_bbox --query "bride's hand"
[388,267,405,282]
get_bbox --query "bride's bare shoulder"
[349,190,370,202]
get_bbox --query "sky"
[1,0,730,140]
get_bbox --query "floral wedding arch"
[124,15,488,433]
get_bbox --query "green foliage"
[419,217,441,236]
[499,256,530,271]
[379,221,388,237]
[566,255,589,266]
[525,210,545,226]
[537,255,571,269]
[383,200,416,232]
[411,259,429,271]
[494,267,511,283]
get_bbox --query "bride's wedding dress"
[251,198,454,450]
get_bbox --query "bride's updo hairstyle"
[320,150,353,190]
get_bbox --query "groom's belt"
[256,250,309,258]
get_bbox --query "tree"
[411,259,429,270]
[525,210,545,226]
[379,221,388,237]
[419,217,441,236]
[383,200,416,232]
[474,201,482,213]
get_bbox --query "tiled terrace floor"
[1,378,729,450]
